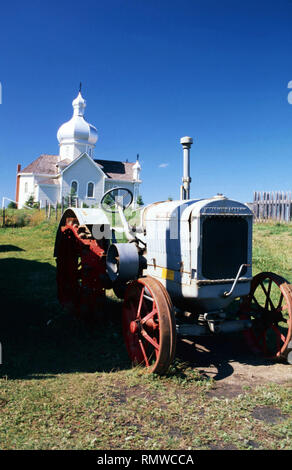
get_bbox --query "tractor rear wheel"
[122,276,176,374]
[241,272,292,361]
[56,216,108,320]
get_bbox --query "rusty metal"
[241,272,292,360]
[122,276,176,374]
[56,219,109,319]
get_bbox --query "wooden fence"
[253,191,292,222]
[44,196,80,218]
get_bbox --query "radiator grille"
[201,216,248,280]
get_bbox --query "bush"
[14,213,30,227]
[137,195,144,206]
[7,201,17,209]
[25,196,39,209]
[1,208,46,228]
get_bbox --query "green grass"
[252,222,292,279]
[0,221,291,450]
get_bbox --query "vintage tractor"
[54,138,292,374]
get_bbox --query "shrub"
[137,195,144,206]
[7,201,17,209]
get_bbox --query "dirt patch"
[251,406,289,423]
[176,335,292,390]
[206,383,244,399]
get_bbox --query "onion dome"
[57,92,98,146]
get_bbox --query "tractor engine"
[142,194,253,313]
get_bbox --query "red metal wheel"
[122,276,176,374]
[241,272,292,360]
[55,217,108,319]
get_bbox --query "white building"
[15,91,142,208]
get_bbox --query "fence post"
[252,190,292,223]
[267,191,270,220]
[272,192,275,220]
[253,191,257,221]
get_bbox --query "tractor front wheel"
[122,276,176,374]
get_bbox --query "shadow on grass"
[0,258,130,380]
[0,245,25,252]
[0,257,278,382]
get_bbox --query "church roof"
[95,159,135,180]
[39,177,59,185]
[21,154,59,175]
[20,154,135,181]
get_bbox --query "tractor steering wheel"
[101,187,133,213]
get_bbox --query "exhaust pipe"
[180,136,193,200]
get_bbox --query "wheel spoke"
[141,329,159,350]
[260,281,275,310]
[140,308,158,325]
[138,339,150,367]
[265,279,272,309]
[136,287,145,319]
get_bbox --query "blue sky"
[0,0,292,205]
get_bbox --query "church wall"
[18,175,35,208]
[104,180,135,194]
[62,155,105,206]
[104,180,139,207]
[37,184,59,208]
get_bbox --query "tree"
[7,201,17,209]
[25,195,39,209]
[137,195,144,206]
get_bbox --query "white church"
[15,90,142,209]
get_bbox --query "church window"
[71,181,78,195]
[24,182,28,193]
[87,182,94,198]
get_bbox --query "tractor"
[54,137,292,374]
